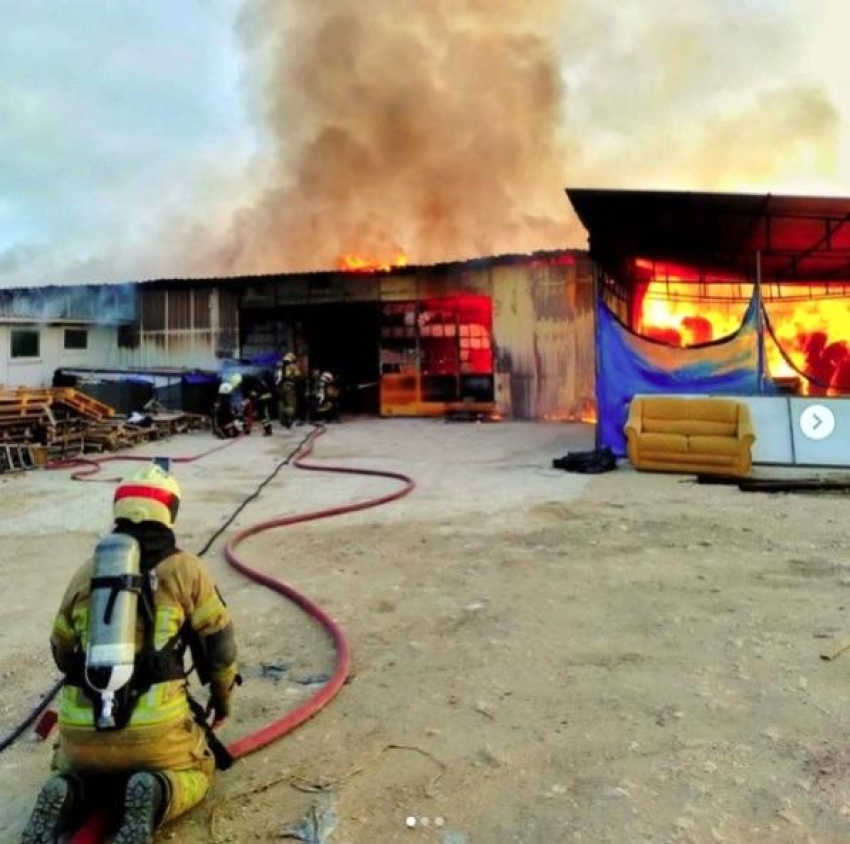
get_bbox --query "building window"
[64,328,88,350]
[11,328,40,359]
[117,324,140,349]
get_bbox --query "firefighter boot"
[21,773,82,844]
[113,772,170,844]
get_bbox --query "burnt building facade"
[1,250,597,421]
[133,250,596,420]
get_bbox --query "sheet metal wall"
[236,255,596,420]
[241,275,380,307]
[370,257,595,420]
[491,255,596,420]
[119,286,239,368]
[122,254,597,419]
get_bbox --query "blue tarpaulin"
[596,294,764,456]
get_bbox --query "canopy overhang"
[566,187,850,283]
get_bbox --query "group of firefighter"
[211,352,341,439]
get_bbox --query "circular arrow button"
[800,404,835,441]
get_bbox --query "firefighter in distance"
[309,370,340,422]
[211,380,241,438]
[275,352,302,429]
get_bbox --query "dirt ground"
[4,418,850,844]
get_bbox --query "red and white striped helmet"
[113,464,181,527]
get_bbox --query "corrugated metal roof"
[566,187,850,282]
[135,249,583,289]
[0,283,136,323]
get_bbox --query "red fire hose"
[63,425,415,843]
[47,437,240,482]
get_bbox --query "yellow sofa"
[624,396,756,477]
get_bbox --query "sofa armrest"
[623,398,643,437]
[735,405,756,445]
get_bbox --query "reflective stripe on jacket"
[50,549,237,771]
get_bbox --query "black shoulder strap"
[186,692,234,770]
[89,574,143,624]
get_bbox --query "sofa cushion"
[641,452,737,466]
[640,397,740,422]
[643,417,737,437]
[688,435,741,456]
[638,432,688,453]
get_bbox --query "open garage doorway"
[240,301,381,416]
[291,302,381,416]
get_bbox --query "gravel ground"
[3,418,850,844]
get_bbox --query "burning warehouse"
[8,186,850,461]
[0,250,597,423]
[567,187,850,467]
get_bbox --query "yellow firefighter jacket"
[50,548,237,773]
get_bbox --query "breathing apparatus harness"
[64,529,183,732]
[65,519,236,768]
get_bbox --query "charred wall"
[121,251,598,420]
[491,253,596,420]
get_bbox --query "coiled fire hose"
[6,424,415,843]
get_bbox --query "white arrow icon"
[800,404,835,441]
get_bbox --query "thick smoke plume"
[208,0,577,273]
[3,0,843,286]
[199,0,839,276]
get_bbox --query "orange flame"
[542,400,598,424]
[766,293,850,394]
[638,277,850,395]
[337,252,409,273]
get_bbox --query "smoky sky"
[1,0,845,286]
[195,0,839,276]
[206,0,577,273]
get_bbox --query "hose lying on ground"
[51,424,415,844]
[0,679,63,754]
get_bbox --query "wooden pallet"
[0,388,114,420]
[0,444,37,473]
[0,390,208,464]
[52,388,114,420]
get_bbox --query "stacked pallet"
[0,387,112,465]
[0,388,208,471]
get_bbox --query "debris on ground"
[281,798,337,844]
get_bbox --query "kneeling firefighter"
[21,462,240,844]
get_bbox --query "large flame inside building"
[632,258,850,395]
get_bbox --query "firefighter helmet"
[282,352,296,364]
[113,463,181,528]
[218,381,234,395]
